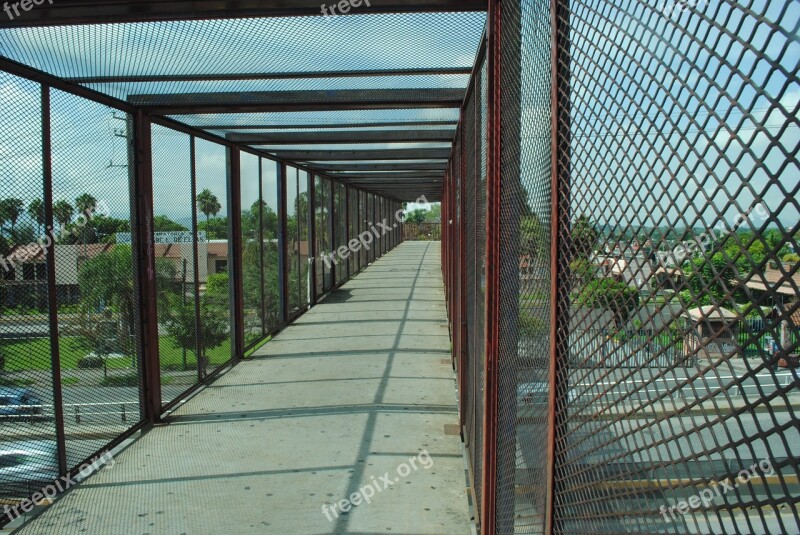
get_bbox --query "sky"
[0,5,797,238]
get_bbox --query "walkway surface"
[12,241,470,535]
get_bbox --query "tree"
[27,199,45,234]
[424,203,442,223]
[197,189,221,227]
[53,200,75,229]
[75,193,98,215]
[575,278,640,329]
[0,198,24,234]
[77,245,176,365]
[197,217,228,240]
[164,272,230,375]
[153,215,188,233]
[405,209,427,223]
[571,214,598,259]
[91,215,130,243]
[520,215,547,259]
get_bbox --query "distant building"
[682,306,740,362]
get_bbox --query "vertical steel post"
[481,0,502,532]
[309,174,318,304]
[131,109,161,423]
[42,85,68,476]
[227,146,245,360]
[258,158,267,337]
[546,0,571,531]
[190,137,203,382]
[345,186,351,278]
[277,164,289,322]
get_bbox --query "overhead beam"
[0,1,486,27]
[69,68,472,84]
[228,129,455,144]
[130,88,464,114]
[327,172,445,179]
[264,149,451,161]
[309,162,447,172]
[199,121,458,131]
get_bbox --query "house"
[682,306,740,362]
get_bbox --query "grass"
[0,376,37,387]
[157,337,233,370]
[0,336,234,373]
[0,338,135,372]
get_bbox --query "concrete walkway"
[12,241,470,535]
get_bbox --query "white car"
[0,441,59,500]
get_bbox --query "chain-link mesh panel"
[240,151,263,349]
[261,159,281,332]
[359,190,366,270]
[494,0,554,532]
[336,183,348,285]
[285,166,301,316]
[348,188,358,277]
[463,64,485,523]
[314,175,326,298]
[298,170,311,307]
[152,124,200,405]
[0,72,61,528]
[193,138,234,376]
[50,89,143,473]
[550,1,800,533]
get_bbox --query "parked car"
[0,441,59,500]
[0,387,46,422]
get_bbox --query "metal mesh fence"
[550,1,800,533]
[0,61,402,532]
[152,125,200,406]
[50,89,144,477]
[442,1,799,534]
[0,73,60,520]
[194,138,235,377]
[336,183,348,285]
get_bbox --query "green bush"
[0,377,36,387]
[519,312,547,338]
[100,373,140,387]
[77,355,105,369]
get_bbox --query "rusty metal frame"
[190,136,204,383]
[227,145,245,362]
[481,0,502,532]
[41,84,68,476]
[130,109,162,423]
[309,173,319,305]
[278,163,289,323]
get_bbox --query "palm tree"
[0,200,7,238]
[1,198,24,234]
[53,200,75,228]
[75,193,98,216]
[74,193,98,245]
[28,199,45,234]
[196,189,221,227]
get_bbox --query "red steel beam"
[481,0,502,533]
